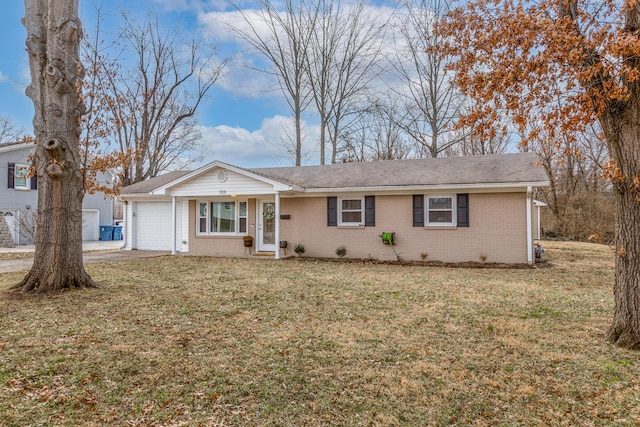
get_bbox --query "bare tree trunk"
[15,0,96,293]
[602,111,640,349]
[608,179,640,349]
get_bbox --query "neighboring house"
[0,141,117,246]
[120,152,550,264]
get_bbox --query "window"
[426,195,456,226]
[339,197,363,226]
[239,201,247,233]
[211,202,235,232]
[13,164,30,190]
[198,203,207,233]
[197,200,248,235]
[328,196,375,227]
[413,194,469,227]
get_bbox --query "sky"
[0,0,400,168]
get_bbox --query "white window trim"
[426,194,457,227]
[338,196,364,226]
[196,199,248,236]
[14,164,31,191]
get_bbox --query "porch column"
[171,196,176,255]
[526,187,533,264]
[274,192,280,259]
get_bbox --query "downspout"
[274,192,280,260]
[526,187,533,264]
[171,196,176,255]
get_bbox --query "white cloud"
[197,4,400,100]
[216,56,278,98]
[0,71,8,83]
[195,115,321,167]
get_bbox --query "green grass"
[0,241,638,426]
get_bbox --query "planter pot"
[381,232,395,245]
[280,240,288,249]
[243,236,254,247]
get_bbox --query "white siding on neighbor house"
[1,145,115,244]
[135,201,173,250]
[168,167,275,197]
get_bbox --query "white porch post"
[171,196,176,255]
[274,192,280,259]
[526,187,533,264]
[537,204,542,240]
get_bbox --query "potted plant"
[294,243,305,256]
[380,232,395,245]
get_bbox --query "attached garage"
[134,202,173,250]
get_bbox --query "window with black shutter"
[412,195,424,227]
[327,197,337,226]
[457,194,469,227]
[364,196,375,227]
[7,162,14,189]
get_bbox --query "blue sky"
[0,0,400,168]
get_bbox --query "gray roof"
[250,152,546,188]
[120,170,191,194]
[0,141,32,152]
[120,153,547,194]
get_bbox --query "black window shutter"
[327,196,337,226]
[364,196,375,227]
[30,169,37,190]
[413,195,424,227]
[8,163,14,189]
[457,193,469,227]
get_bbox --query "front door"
[258,200,276,252]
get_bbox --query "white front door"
[258,200,276,252]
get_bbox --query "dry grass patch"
[0,252,34,261]
[0,241,638,426]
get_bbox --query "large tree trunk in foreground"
[602,110,640,349]
[608,182,640,349]
[13,0,96,293]
[600,5,640,349]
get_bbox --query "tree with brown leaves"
[439,0,640,349]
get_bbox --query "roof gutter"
[301,181,551,194]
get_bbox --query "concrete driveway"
[0,241,170,273]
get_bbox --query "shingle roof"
[0,141,32,152]
[120,170,191,194]
[249,152,546,188]
[120,152,547,194]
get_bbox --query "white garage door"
[82,210,99,241]
[136,202,173,250]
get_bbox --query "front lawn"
[0,241,637,426]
